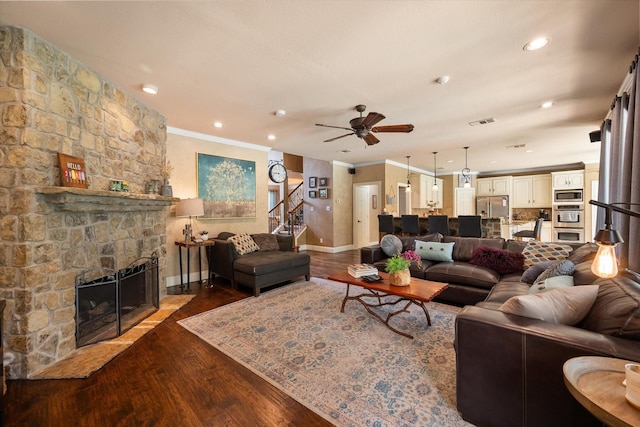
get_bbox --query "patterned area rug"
[178,278,472,426]
[32,294,195,379]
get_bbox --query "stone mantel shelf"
[35,186,178,212]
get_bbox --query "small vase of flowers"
[199,231,209,241]
[385,250,421,286]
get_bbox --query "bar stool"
[401,215,420,236]
[378,214,398,241]
[514,218,545,241]
[428,215,451,236]
[458,215,483,238]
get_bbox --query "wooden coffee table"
[327,270,448,339]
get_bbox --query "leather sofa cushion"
[443,236,505,262]
[581,275,640,340]
[399,233,442,252]
[234,251,310,276]
[484,281,531,305]
[426,261,500,290]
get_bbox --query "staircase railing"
[269,181,305,235]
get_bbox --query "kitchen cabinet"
[476,176,512,196]
[411,174,443,209]
[541,221,552,242]
[454,187,476,216]
[512,174,551,208]
[552,171,584,189]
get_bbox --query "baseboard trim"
[300,244,355,253]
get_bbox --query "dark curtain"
[598,54,640,272]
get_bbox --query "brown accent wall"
[332,164,353,247]
[303,158,333,247]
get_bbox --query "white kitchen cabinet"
[512,174,551,208]
[454,187,476,216]
[411,174,443,209]
[541,221,552,242]
[552,171,584,189]
[476,176,512,196]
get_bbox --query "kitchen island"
[390,216,503,238]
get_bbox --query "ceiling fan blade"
[324,132,354,143]
[371,124,415,133]
[361,112,386,128]
[363,133,380,146]
[315,123,354,132]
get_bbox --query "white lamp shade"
[176,198,204,217]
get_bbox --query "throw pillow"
[534,259,576,283]
[380,234,403,257]
[520,260,555,284]
[499,285,599,325]
[469,245,524,275]
[414,241,455,262]
[251,233,280,252]
[567,242,599,264]
[522,241,573,269]
[528,275,575,294]
[228,233,259,255]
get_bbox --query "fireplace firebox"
[75,255,159,347]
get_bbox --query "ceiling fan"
[315,104,414,146]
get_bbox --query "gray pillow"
[380,234,403,257]
[251,233,280,251]
[521,261,555,284]
[534,259,575,283]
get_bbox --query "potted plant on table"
[199,230,209,241]
[385,250,421,286]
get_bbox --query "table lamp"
[176,198,204,242]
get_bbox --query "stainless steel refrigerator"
[476,195,509,219]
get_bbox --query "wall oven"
[552,228,584,243]
[554,189,583,203]
[552,204,585,229]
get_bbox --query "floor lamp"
[589,200,640,278]
[176,198,204,242]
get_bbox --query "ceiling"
[1,1,638,175]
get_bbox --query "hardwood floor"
[3,249,361,427]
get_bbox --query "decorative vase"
[389,268,411,286]
[161,179,173,197]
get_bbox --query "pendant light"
[432,152,439,192]
[405,155,412,193]
[462,146,471,188]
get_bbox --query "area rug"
[32,294,195,379]
[178,278,472,426]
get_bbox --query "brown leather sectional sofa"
[361,235,640,426]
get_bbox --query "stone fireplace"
[0,26,172,378]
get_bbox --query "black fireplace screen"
[75,256,159,347]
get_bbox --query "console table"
[175,240,215,292]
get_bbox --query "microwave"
[554,189,583,203]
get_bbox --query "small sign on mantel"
[57,153,88,188]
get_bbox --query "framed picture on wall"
[319,188,328,199]
[309,190,317,198]
[319,177,328,187]
[309,177,317,188]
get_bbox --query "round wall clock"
[268,163,287,183]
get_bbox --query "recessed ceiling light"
[523,37,550,51]
[267,134,276,140]
[541,101,554,109]
[447,160,454,163]
[213,121,223,128]
[141,83,158,95]
[490,160,496,164]
[435,76,450,85]
[525,149,534,153]
[275,109,286,117]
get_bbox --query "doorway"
[353,182,381,248]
